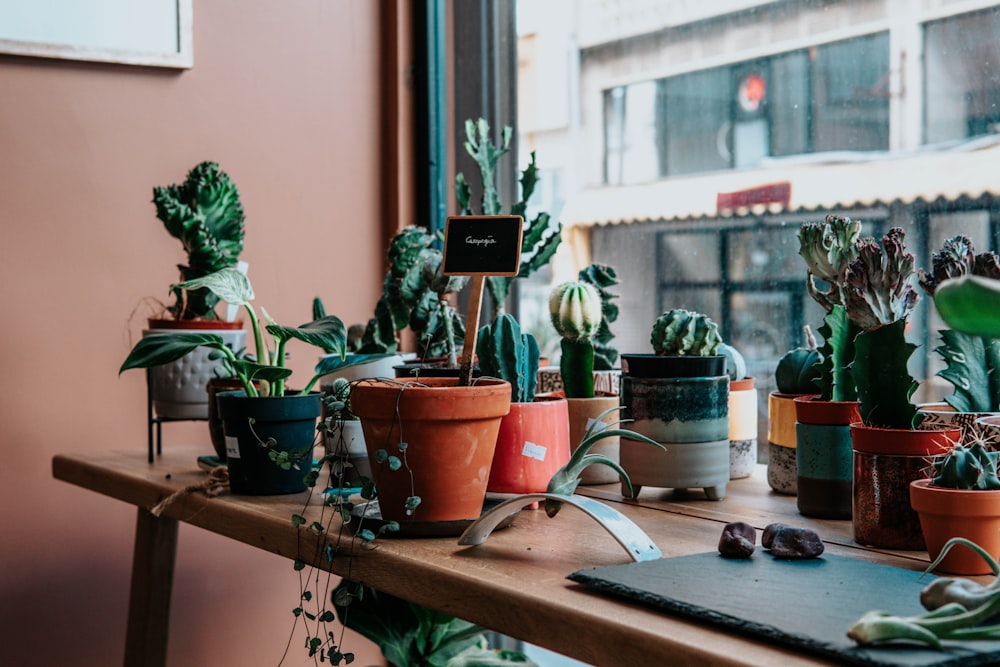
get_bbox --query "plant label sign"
[442,215,524,385]
[442,215,523,277]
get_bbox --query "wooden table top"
[52,447,966,667]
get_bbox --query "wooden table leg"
[124,508,178,667]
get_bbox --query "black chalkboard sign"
[442,215,523,276]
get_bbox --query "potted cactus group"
[618,308,730,500]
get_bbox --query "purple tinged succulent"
[844,228,919,331]
[919,235,1000,296]
[798,215,862,312]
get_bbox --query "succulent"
[476,313,540,403]
[931,441,1000,490]
[650,309,722,357]
[798,215,862,312]
[718,343,747,381]
[843,228,922,429]
[774,326,821,394]
[920,237,1000,413]
[455,118,562,315]
[578,264,621,370]
[153,161,246,321]
[550,281,603,398]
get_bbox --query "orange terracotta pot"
[488,395,571,494]
[793,396,861,425]
[910,479,1000,575]
[350,378,511,524]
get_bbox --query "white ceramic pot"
[729,377,758,479]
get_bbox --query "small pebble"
[718,521,756,559]
[765,525,824,559]
[761,522,786,549]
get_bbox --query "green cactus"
[798,215,862,312]
[550,281,602,398]
[476,313,539,403]
[813,305,859,402]
[932,441,1000,490]
[578,264,620,370]
[774,325,822,394]
[650,309,722,357]
[153,161,246,320]
[455,118,562,314]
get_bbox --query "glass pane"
[812,33,890,151]
[662,68,731,175]
[658,231,719,282]
[726,225,805,282]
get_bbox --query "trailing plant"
[121,267,351,397]
[358,226,467,361]
[797,215,862,402]
[455,117,562,314]
[843,227,922,429]
[848,538,1000,648]
[930,440,1000,490]
[578,263,620,370]
[774,326,821,394]
[476,313,540,403]
[549,280,603,398]
[153,161,246,321]
[650,309,722,356]
[919,235,1000,412]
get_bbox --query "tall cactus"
[650,309,722,356]
[476,314,540,403]
[455,118,562,314]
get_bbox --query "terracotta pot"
[766,392,811,495]
[728,377,757,480]
[793,397,859,520]
[148,318,245,330]
[561,393,621,485]
[918,402,999,445]
[488,395,571,494]
[910,479,1000,575]
[851,423,961,549]
[350,378,511,524]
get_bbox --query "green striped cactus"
[650,309,722,357]
[476,314,539,403]
[932,441,1000,490]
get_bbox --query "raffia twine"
[150,466,230,517]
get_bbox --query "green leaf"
[314,353,396,377]
[936,330,1000,412]
[120,332,228,373]
[173,266,254,306]
[230,359,293,383]
[934,275,1000,338]
[814,306,858,402]
[267,315,347,357]
[291,514,306,528]
[854,320,920,429]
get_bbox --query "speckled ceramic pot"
[794,397,860,520]
[767,392,809,495]
[729,377,758,479]
[851,423,961,550]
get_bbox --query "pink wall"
[0,2,389,664]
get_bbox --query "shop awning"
[560,135,1000,228]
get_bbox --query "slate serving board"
[568,552,1000,666]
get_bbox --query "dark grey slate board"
[568,552,1000,666]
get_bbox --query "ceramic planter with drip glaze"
[619,354,730,500]
[851,423,961,549]
[793,397,859,520]
[767,392,810,495]
[350,377,511,525]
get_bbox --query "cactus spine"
[932,441,1000,490]
[476,314,539,403]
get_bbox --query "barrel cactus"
[932,441,1000,490]
[476,314,540,403]
[550,281,603,398]
[650,309,722,357]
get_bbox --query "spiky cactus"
[650,309,722,357]
[845,228,922,429]
[549,281,603,398]
[476,314,539,403]
[153,161,246,320]
[774,326,821,394]
[932,441,1000,490]
[455,118,562,314]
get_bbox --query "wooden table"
[52,447,963,667]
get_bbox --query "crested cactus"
[154,161,246,320]
[549,281,603,398]
[650,309,722,357]
[932,441,1000,490]
[476,313,540,403]
[844,228,922,429]
[578,264,620,370]
[455,118,562,314]
[920,236,1000,413]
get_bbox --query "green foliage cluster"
[932,440,1000,490]
[650,309,722,356]
[476,313,540,403]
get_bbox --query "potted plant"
[619,308,730,500]
[844,228,961,548]
[547,279,621,484]
[719,342,757,480]
[792,215,864,519]
[917,235,1000,442]
[121,267,351,494]
[910,439,1000,575]
[476,313,571,496]
[142,161,248,419]
[767,326,821,494]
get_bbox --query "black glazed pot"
[620,354,727,379]
[216,390,321,495]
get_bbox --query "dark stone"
[718,521,756,559]
[761,523,787,549]
[766,526,825,559]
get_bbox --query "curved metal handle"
[458,493,662,562]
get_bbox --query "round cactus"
[650,309,722,356]
[775,346,821,394]
[550,281,602,341]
